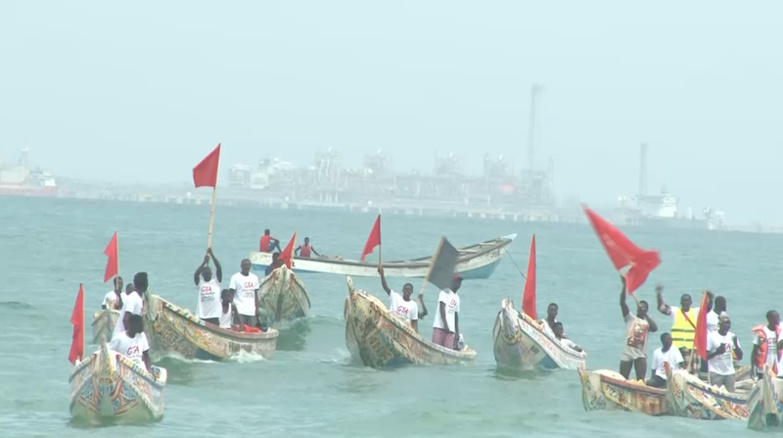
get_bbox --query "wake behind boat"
[143,292,279,361]
[493,298,586,370]
[69,337,167,425]
[251,234,516,280]
[344,276,476,369]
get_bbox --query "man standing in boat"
[646,332,684,388]
[706,315,742,392]
[229,259,261,331]
[259,229,282,253]
[656,286,709,371]
[542,303,562,337]
[113,272,146,339]
[109,313,152,373]
[295,237,320,258]
[377,266,419,332]
[194,248,223,326]
[102,276,124,310]
[620,276,658,381]
[751,310,783,380]
[432,274,461,350]
[219,289,236,330]
[265,253,284,277]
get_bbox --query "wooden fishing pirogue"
[143,292,279,361]
[258,265,311,327]
[747,365,783,431]
[578,366,668,415]
[344,276,476,369]
[91,309,119,345]
[69,337,167,424]
[493,298,586,370]
[665,364,752,420]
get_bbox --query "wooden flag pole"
[207,186,217,250]
[80,283,85,362]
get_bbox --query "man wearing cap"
[432,273,462,350]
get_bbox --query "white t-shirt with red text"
[432,289,460,332]
[230,272,259,316]
[113,292,143,338]
[109,331,150,366]
[389,291,418,322]
[197,278,222,320]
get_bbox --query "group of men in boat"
[102,272,153,374]
[259,229,321,258]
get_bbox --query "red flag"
[693,291,710,360]
[361,215,381,262]
[278,232,297,269]
[522,235,537,320]
[68,284,85,364]
[583,205,660,294]
[103,232,118,283]
[192,143,221,188]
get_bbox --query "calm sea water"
[1,197,781,437]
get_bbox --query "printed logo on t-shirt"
[396,305,408,316]
[627,319,649,349]
[127,345,140,356]
[243,281,255,289]
[200,285,216,302]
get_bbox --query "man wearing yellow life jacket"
[656,286,711,372]
[751,310,783,380]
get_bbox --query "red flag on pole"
[68,284,85,364]
[193,144,221,188]
[693,291,710,361]
[521,235,537,320]
[103,232,118,283]
[583,205,660,294]
[361,215,381,262]
[278,232,297,269]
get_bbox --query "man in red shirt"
[259,229,282,253]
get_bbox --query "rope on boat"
[503,248,526,279]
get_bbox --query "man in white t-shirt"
[113,272,146,338]
[646,332,685,388]
[194,248,223,326]
[110,313,152,373]
[553,322,583,352]
[620,277,658,381]
[377,266,421,332]
[229,259,260,332]
[432,274,462,350]
[752,310,783,379]
[102,276,124,310]
[219,289,236,330]
[707,315,742,392]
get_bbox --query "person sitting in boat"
[219,289,236,331]
[194,247,223,326]
[377,266,419,332]
[229,259,261,332]
[113,272,146,339]
[102,276,124,310]
[109,313,151,373]
[707,315,742,392]
[553,322,582,352]
[656,285,709,372]
[295,237,320,258]
[265,253,284,276]
[432,274,462,350]
[620,276,658,381]
[540,303,563,337]
[751,310,782,380]
[259,229,282,253]
[646,332,684,388]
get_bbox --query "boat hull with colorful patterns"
[91,309,119,345]
[493,298,586,371]
[748,365,783,431]
[251,234,516,280]
[665,365,753,421]
[344,276,476,369]
[143,292,279,361]
[578,366,668,415]
[69,338,167,425]
[258,265,311,327]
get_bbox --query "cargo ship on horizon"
[0,146,60,198]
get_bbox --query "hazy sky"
[1,1,781,221]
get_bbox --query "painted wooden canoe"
[493,297,586,371]
[143,292,279,361]
[578,365,668,416]
[91,309,119,345]
[344,276,476,369]
[258,265,311,327]
[251,234,517,280]
[69,337,167,425]
[665,365,751,420]
[748,365,783,431]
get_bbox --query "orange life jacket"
[300,244,312,258]
[752,324,782,373]
[260,235,271,252]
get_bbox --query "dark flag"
[424,237,460,291]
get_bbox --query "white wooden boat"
[665,366,752,420]
[493,298,586,370]
[748,365,783,431]
[143,291,279,361]
[258,265,311,327]
[91,309,119,345]
[69,337,167,425]
[251,234,517,279]
[344,276,476,368]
